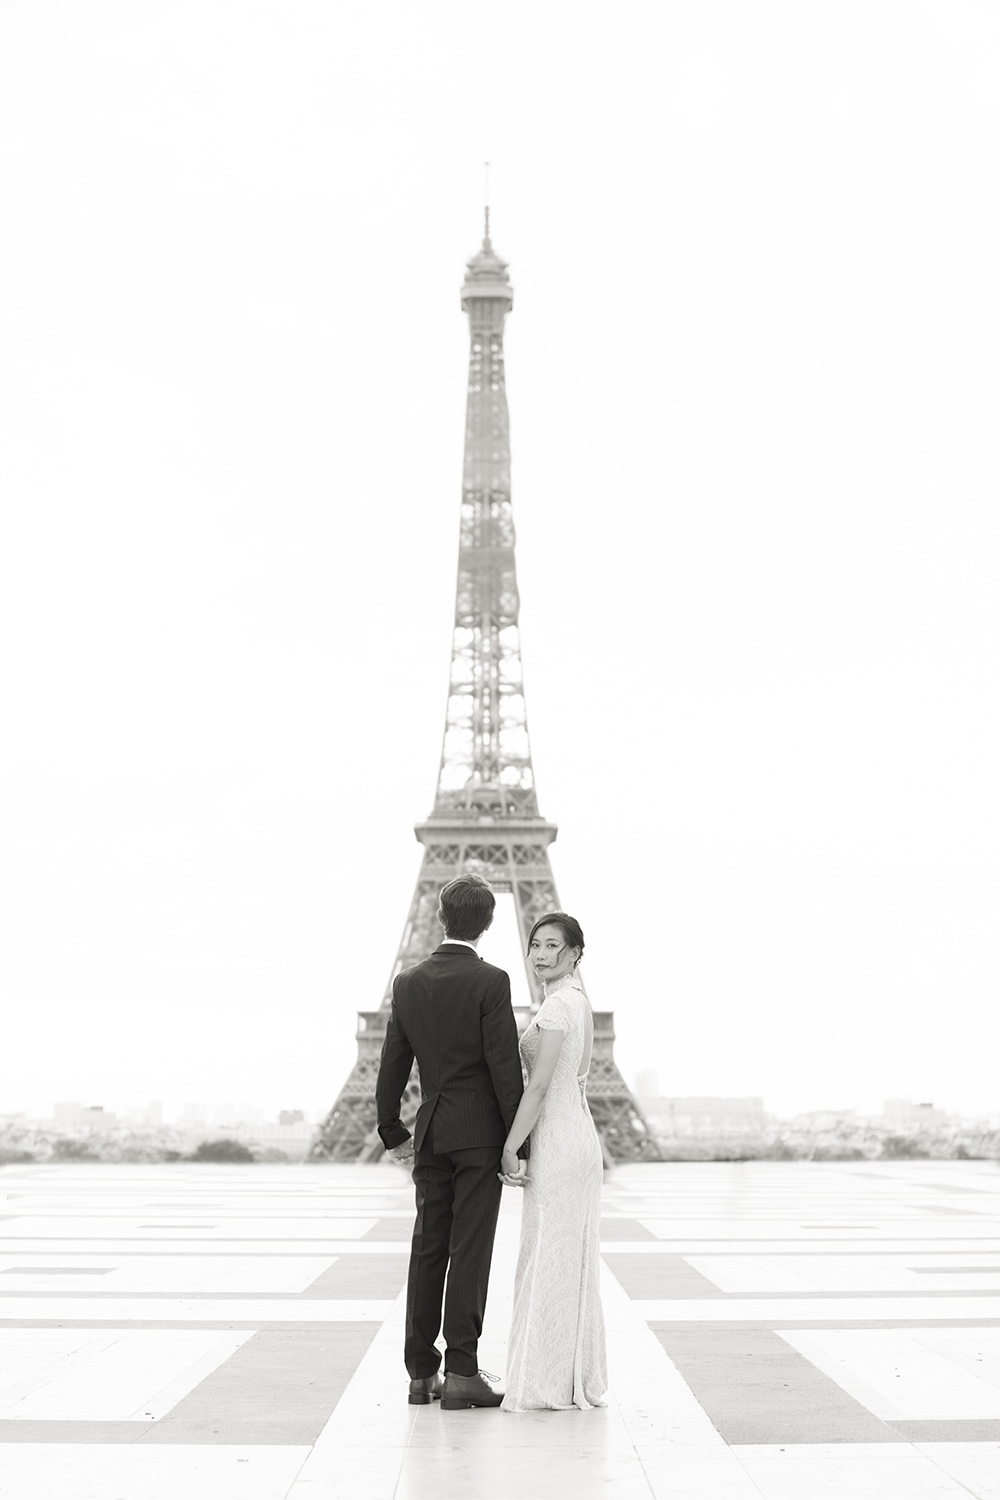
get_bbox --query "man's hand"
[498,1146,528,1187]
[388,1141,415,1166]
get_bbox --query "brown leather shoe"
[441,1369,503,1409]
[408,1373,444,1405]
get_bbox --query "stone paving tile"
[652,1326,897,1445]
[1,1161,999,1498]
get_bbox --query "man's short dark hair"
[438,874,496,941]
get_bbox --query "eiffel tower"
[311,215,659,1164]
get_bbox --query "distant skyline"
[9,1093,996,1131]
[2,3,998,1124]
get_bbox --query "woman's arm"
[501,1026,566,1172]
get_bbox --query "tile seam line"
[284,1434,316,1497]
[631,1431,721,1500]
[8,1246,1000,1256]
[2,1314,586,1329]
[6,1289,1000,1302]
[0,1293,402,1301]
[647,1318,1000,1331]
[0,1250,403,1257]
[916,1443,989,1499]
[0,1322,378,1331]
[625,1234,1000,1241]
[12,1237,1000,1248]
[725,1449,771,1500]
[605,1248,1000,1255]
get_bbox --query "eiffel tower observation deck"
[312,218,658,1164]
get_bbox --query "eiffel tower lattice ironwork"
[311,216,659,1165]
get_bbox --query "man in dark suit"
[376,873,525,1410]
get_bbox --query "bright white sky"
[2,2,998,1126]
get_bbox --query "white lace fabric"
[501,974,608,1412]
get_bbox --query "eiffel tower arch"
[312,215,659,1164]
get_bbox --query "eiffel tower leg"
[381,848,461,1001]
[509,865,554,1008]
[585,1012,663,1163]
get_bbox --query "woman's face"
[528,924,580,984]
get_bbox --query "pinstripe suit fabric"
[375,943,524,1377]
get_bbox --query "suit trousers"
[404,1139,503,1378]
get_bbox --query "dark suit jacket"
[375,943,525,1156]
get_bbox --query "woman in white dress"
[498,912,608,1412]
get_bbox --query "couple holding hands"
[376,873,607,1413]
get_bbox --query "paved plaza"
[1,1160,999,1498]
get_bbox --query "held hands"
[387,1141,415,1166]
[498,1146,528,1188]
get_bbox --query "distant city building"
[82,1105,114,1125]
[181,1103,208,1125]
[213,1102,264,1128]
[791,1109,857,1131]
[123,1102,163,1128]
[202,1113,316,1159]
[53,1103,116,1127]
[644,1097,766,1136]
[883,1099,945,1128]
[634,1070,659,1100]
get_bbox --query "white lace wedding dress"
[501,973,608,1411]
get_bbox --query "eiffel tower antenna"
[312,222,659,1164]
[483,160,490,244]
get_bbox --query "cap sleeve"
[536,992,572,1031]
